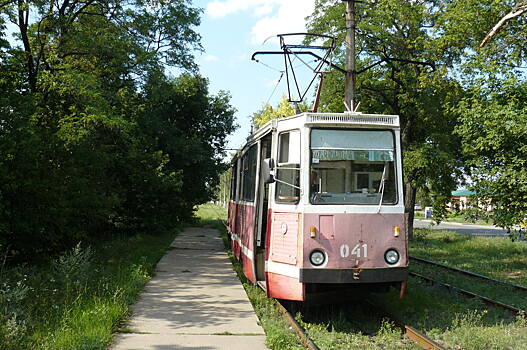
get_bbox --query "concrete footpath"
[112,227,268,350]
[414,219,509,237]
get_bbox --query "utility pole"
[343,0,356,112]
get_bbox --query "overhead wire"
[265,71,285,106]
[254,35,333,105]
[253,56,287,105]
[254,59,284,73]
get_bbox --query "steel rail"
[410,272,526,315]
[363,300,448,350]
[284,298,447,350]
[275,300,320,350]
[405,326,447,350]
[410,256,527,293]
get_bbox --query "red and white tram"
[228,112,408,301]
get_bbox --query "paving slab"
[112,227,268,350]
[113,334,267,350]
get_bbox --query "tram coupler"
[352,267,361,280]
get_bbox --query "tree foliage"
[0,1,236,261]
[440,0,527,232]
[251,94,299,128]
[306,0,466,234]
[455,85,527,233]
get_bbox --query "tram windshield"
[310,129,397,205]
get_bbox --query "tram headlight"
[384,249,400,265]
[309,250,326,266]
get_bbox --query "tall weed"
[0,280,30,349]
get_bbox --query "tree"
[0,0,202,93]
[306,0,465,236]
[442,0,527,235]
[455,85,527,236]
[0,0,238,261]
[252,94,310,128]
[252,94,296,127]
[140,72,237,220]
[215,169,231,207]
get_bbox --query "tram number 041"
[340,243,368,258]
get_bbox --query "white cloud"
[206,0,262,19]
[203,54,220,62]
[206,0,315,45]
[254,4,274,17]
[250,0,314,45]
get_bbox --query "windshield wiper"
[377,162,387,213]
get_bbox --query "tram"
[227,112,408,301]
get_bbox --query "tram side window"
[230,162,238,201]
[276,130,300,204]
[242,145,257,202]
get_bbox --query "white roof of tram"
[234,112,400,158]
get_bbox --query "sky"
[192,0,317,152]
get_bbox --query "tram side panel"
[266,210,305,301]
[229,202,257,283]
[240,202,256,283]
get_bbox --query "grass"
[194,202,228,228]
[0,229,178,350]
[397,228,527,349]
[410,260,527,311]
[196,204,527,349]
[296,304,420,350]
[414,210,424,219]
[372,279,527,350]
[411,228,527,287]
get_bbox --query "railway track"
[275,300,320,350]
[276,299,448,350]
[217,211,448,349]
[409,255,526,315]
[409,271,526,315]
[361,299,448,350]
[409,256,527,293]
[405,326,446,350]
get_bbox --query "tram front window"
[310,129,397,205]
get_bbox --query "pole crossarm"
[252,53,435,76]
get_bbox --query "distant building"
[450,189,476,211]
[449,189,493,212]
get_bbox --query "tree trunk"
[404,181,416,239]
[18,0,37,92]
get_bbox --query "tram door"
[254,134,272,283]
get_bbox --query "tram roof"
[233,112,400,158]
